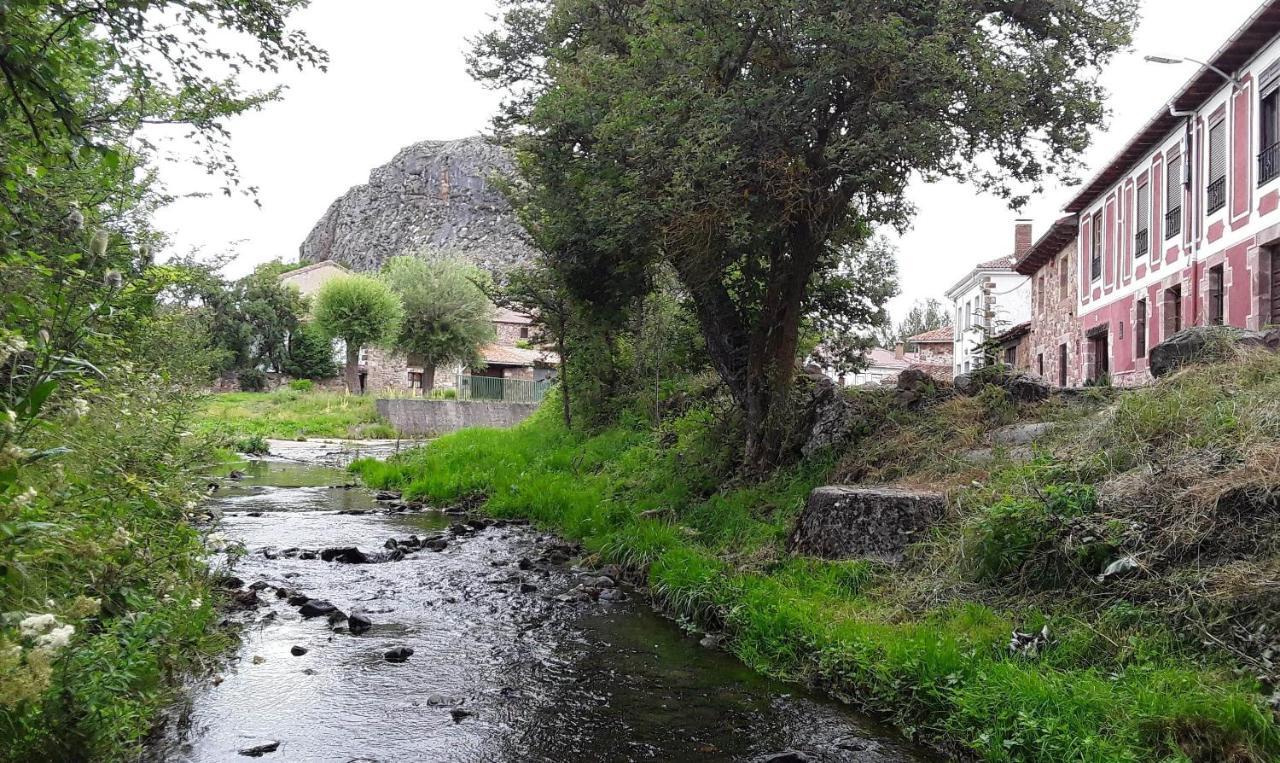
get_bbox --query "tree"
[313,275,403,394]
[283,323,337,380]
[807,236,900,378]
[501,261,578,427]
[381,256,495,392]
[471,0,1137,471]
[884,298,953,347]
[239,262,307,373]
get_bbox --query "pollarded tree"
[313,275,403,394]
[381,256,495,392]
[471,0,1138,471]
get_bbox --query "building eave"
[1014,215,1079,275]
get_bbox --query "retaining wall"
[376,398,538,436]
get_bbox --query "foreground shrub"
[237,368,267,392]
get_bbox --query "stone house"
[944,221,1035,375]
[1056,2,1280,385]
[1013,215,1085,387]
[277,259,555,393]
[904,326,955,366]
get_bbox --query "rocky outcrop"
[788,486,945,563]
[1149,326,1280,377]
[299,136,536,276]
[954,369,1050,402]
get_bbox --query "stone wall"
[376,398,539,436]
[1028,239,1085,387]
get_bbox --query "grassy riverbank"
[197,389,393,442]
[352,357,1280,762]
[0,377,229,761]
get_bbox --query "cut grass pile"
[196,390,388,441]
[352,360,1280,761]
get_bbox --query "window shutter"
[1166,155,1182,210]
[1262,58,1280,99]
[1136,183,1149,231]
[1209,121,1226,182]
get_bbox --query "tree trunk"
[344,343,360,395]
[422,362,436,393]
[557,331,572,429]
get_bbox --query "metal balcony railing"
[1207,176,1226,214]
[1134,228,1149,257]
[455,374,551,404]
[1164,206,1181,239]
[1261,142,1280,186]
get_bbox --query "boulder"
[298,600,338,618]
[384,646,414,663]
[348,613,372,635]
[320,547,369,564]
[237,741,280,757]
[798,370,864,458]
[953,373,979,396]
[954,369,1048,402]
[290,645,308,657]
[1149,326,1280,377]
[788,486,945,563]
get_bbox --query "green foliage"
[350,402,1278,762]
[283,323,337,380]
[196,390,386,440]
[886,298,954,347]
[288,379,314,392]
[472,0,1138,467]
[237,368,268,392]
[381,255,495,388]
[313,275,403,350]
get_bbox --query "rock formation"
[299,136,536,275]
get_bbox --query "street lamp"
[1143,54,1240,88]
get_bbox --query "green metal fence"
[455,374,551,404]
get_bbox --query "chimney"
[894,341,906,360]
[1014,218,1034,259]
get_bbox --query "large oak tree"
[471,0,1138,470]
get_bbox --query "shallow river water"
[152,440,936,762]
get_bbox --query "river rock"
[753,752,813,763]
[287,594,310,606]
[237,741,280,757]
[290,645,308,656]
[320,546,370,564]
[384,646,414,663]
[450,708,473,723]
[231,589,261,610]
[248,580,269,591]
[348,613,372,635]
[298,600,338,618]
[326,610,349,627]
[424,538,449,552]
[519,582,538,594]
[597,588,625,602]
[788,486,944,563]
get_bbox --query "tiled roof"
[479,343,558,367]
[976,254,1017,270]
[864,346,919,370]
[906,326,954,344]
[1014,215,1079,276]
[277,260,350,282]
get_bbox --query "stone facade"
[1017,218,1086,388]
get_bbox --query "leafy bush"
[237,368,267,392]
[283,323,336,380]
[234,433,270,455]
[288,379,314,392]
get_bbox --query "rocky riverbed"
[150,440,935,762]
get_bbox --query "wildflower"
[11,487,37,508]
[112,527,133,547]
[18,614,57,639]
[68,597,100,619]
[189,598,203,610]
[70,397,90,420]
[34,624,74,652]
[90,229,109,258]
[63,204,84,233]
[103,270,123,290]
[205,532,229,552]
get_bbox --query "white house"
[945,221,1034,375]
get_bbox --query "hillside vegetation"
[353,351,1280,762]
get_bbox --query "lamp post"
[1143,54,1240,88]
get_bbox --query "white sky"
[152,0,1264,323]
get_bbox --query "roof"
[992,321,1032,345]
[493,307,533,324]
[864,346,919,370]
[278,259,351,282]
[479,343,558,367]
[906,326,954,345]
[1064,1,1280,214]
[976,254,1017,270]
[1014,215,1079,275]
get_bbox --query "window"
[1261,63,1280,185]
[1004,346,1017,366]
[1090,211,1102,281]
[1164,285,1183,337]
[519,326,530,339]
[1166,152,1183,238]
[1136,298,1147,358]
[1207,119,1227,214]
[1135,181,1150,256]
[964,301,971,329]
[1058,343,1068,387]
[1209,264,1225,326]
[1059,255,1069,298]
[1037,353,1044,377]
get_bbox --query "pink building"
[1060,2,1280,385]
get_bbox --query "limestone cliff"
[298,136,535,274]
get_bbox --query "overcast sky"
[152,0,1264,323]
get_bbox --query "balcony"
[1164,206,1181,239]
[1134,228,1149,257]
[1261,142,1280,186]
[1206,176,1226,214]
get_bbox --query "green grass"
[196,389,387,440]
[351,383,1280,762]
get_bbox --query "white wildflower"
[34,624,75,652]
[19,614,58,639]
[12,487,37,508]
[90,229,109,259]
[112,527,133,546]
[205,532,229,552]
[189,598,203,610]
[70,397,90,420]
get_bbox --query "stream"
[151,440,936,762]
